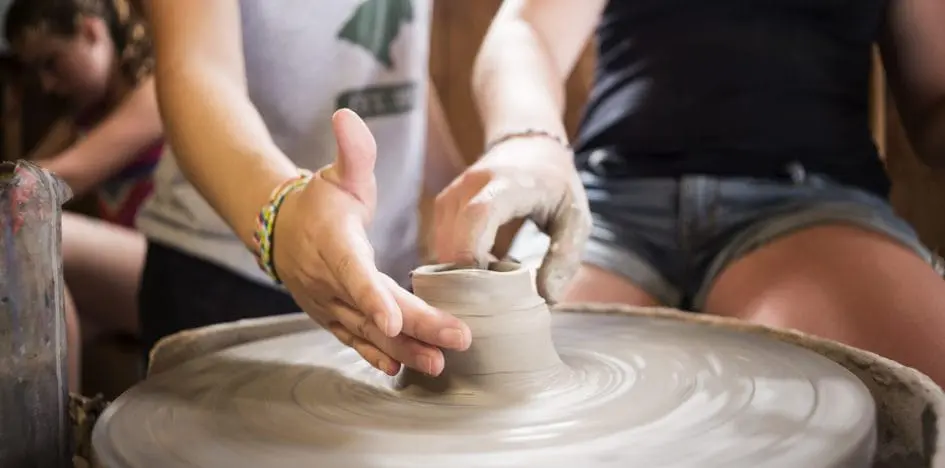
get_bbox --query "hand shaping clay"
[92,262,877,467]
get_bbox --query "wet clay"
[394,262,567,398]
[93,262,878,467]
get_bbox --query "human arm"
[26,119,75,162]
[423,79,466,194]
[472,0,605,146]
[879,0,945,167]
[147,0,297,248]
[37,78,162,196]
[432,0,604,301]
[146,0,469,375]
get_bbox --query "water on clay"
[92,318,878,467]
[92,264,877,467]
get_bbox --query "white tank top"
[136,0,430,287]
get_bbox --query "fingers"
[328,108,377,205]
[381,275,471,351]
[432,173,478,265]
[432,188,457,264]
[324,228,404,337]
[456,179,521,267]
[327,299,446,376]
[435,170,516,268]
[294,281,407,375]
[297,295,334,329]
[436,167,590,304]
[327,323,401,376]
[450,177,536,269]
[536,193,592,304]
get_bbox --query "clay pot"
[395,261,567,396]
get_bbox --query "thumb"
[328,108,377,205]
[536,194,592,304]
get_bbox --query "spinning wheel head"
[92,262,879,467]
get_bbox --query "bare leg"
[561,264,662,306]
[704,225,945,386]
[62,212,145,336]
[64,286,80,393]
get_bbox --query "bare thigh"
[561,264,662,306]
[62,212,146,335]
[704,224,945,386]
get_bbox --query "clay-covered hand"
[273,109,471,376]
[433,136,592,303]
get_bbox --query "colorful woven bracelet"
[252,169,314,283]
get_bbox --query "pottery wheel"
[92,310,876,467]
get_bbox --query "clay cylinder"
[0,161,72,467]
[397,261,567,396]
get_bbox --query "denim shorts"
[508,165,935,311]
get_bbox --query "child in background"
[4,0,161,391]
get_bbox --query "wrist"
[483,129,575,169]
[251,169,314,283]
[484,128,571,155]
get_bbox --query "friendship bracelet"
[483,128,572,154]
[252,169,315,283]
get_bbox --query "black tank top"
[574,0,891,195]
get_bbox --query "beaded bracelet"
[483,128,572,154]
[252,169,314,283]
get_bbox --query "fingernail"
[384,361,400,376]
[418,355,434,375]
[438,328,466,348]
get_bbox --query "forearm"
[156,65,298,248]
[471,27,563,257]
[147,0,297,248]
[42,139,155,198]
[41,79,163,196]
[27,119,75,161]
[40,149,103,197]
[472,0,604,147]
[472,20,569,145]
[424,81,466,193]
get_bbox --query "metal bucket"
[0,161,73,467]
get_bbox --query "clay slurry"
[336,0,417,119]
[90,313,878,467]
[91,262,878,467]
